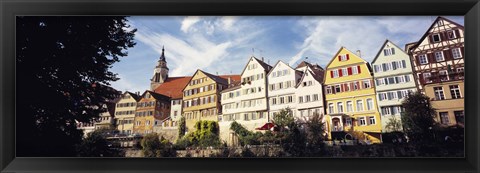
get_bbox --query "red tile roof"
[153,76,192,99]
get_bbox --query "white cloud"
[288,16,435,66]
[180,16,201,33]
[111,74,145,93]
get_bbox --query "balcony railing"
[424,71,464,84]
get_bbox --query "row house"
[133,90,170,135]
[114,91,141,135]
[407,17,465,127]
[324,47,382,143]
[294,61,326,121]
[182,69,240,132]
[267,60,303,118]
[372,40,418,132]
[219,57,272,145]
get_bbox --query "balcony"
[423,71,464,84]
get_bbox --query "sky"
[110,16,464,93]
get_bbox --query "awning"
[255,123,275,130]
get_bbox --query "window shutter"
[338,69,343,77]
[454,29,460,38]
[427,53,434,63]
[348,67,353,75]
[415,56,420,65]
[330,71,334,78]
[402,60,406,68]
[350,83,354,91]
[340,84,344,92]
[391,48,395,55]
[357,66,361,73]
[440,32,446,41]
[357,119,361,126]
[387,93,392,100]
[338,55,342,61]
[443,50,452,60]
[346,54,350,60]
[397,91,402,99]
[370,79,374,87]
[428,34,434,43]
[460,47,464,58]
[366,117,371,125]
[392,62,397,70]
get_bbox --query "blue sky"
[110,16,464,93]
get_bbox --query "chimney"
[262,57,264,62]
[228,77,231,85]
[356,50,361,57]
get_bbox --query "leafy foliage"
[76,129,122,157]
[16,16,136,156]
[178,116,186,138]
[175,120,221,148]
[141,133,176,157]
[230,121,263,146]
[385,116,403,132]
[401,91,437,143]
[273,107,295,132]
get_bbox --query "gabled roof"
[408,16,464,52]
[239,56,273,77]
[154,76,192,99]
[295,65,325,88]
[139,90,170,101]
[125,91,141,101]
[266,60,296,76]
[325,46,368,69]
[181,70,241,92]
[371,39,409,64]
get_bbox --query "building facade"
[218,57,272,145]
[407,17,465,127]
[324,47,382,143]
[115,92,141,135]
[133,91,170,135]
[372,40,418,132]
[294,61,326,121]
[182,70,239,132]
[267,61,303,118]
[94,103,116,130]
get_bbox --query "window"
[328,103,334,114]
[326,86,332,94]
[352,66,358,74]
[439,70,449,81]
[419,54,428,64]
[359,117,366,126]
[335,85,341,93]
[363,80,371,89]
[432,33,441,42]
[305,95,311,102]
[439,112,449,125]
[298,96,303,103]
[345,118,352,126]
[368,117,376,125]
[454,111,464,125]
[447,30,457,39]
[381,107,391,115]
[342,68,348,76]
[356,100,364,112]
[339,54,348,61]
[450,85,462,99]
[434,87,445,100]
[313,94,319,101]
[346,101,353,112]
[457,67,464,79]
[280,97,285,104]
[353,82,359,90]
[374,65,382,73]
[271,98,277,105]
[434,51,444,62]
[378,93,387,101]
[146,120,150,125]
[366,99,374,110]
[423,73,432,83]
[337,102,343,113]
[333,70,339,78]
[287,96,293,103]
[383,48,395,56]
[452,48,462,59]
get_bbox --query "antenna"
[252,48,255,56]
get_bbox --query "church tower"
[150,46,169,90]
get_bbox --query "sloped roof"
[142,90,170,101]
[295,61,325,82]
[409,16,464,51]
[202,70,240,85]
[253,57,273,72]
[153,76,192,99]
[371,39,409,64]
[125,91,141,101]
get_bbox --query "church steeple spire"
[159,46,166,61]
[151,46,169,90]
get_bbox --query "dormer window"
[338,54,349,61]
[447,30,457,39]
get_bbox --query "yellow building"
[133,90,170,135]
[115,92,141,135]
[324,47,382,143]
[182,69,239,132]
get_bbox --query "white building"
[267,61,303,119]
[372,40,418,132]
[219,56,272,145]
[294,61,326,121]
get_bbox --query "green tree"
[16,16,136,156]
[178,116,186,138]
[141,133,162,157]
[385,116,403,132]
[230,121,262,146]
[273,107,295,132]
[401,91,437,143]
[175,120,221,148]
[76,129,120,157]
